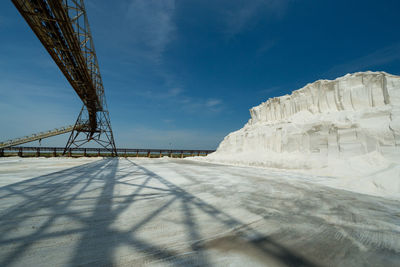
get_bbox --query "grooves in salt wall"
[211,72,400,169]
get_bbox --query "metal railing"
[0,146,215,158]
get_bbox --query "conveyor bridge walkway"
[0,125,80,149]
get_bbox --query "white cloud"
[256,39,277,55]
[125,0,176,62]
[178,98,224,114]
[325,43,400,77]
[258,86,280,95]
[206,99,222,108]
[126,86,224,113]
[223,0,290,38]
[163,119,174,124]
[167,87,183,96]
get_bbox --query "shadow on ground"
[0,158,319,266]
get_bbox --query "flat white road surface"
[0,157,399,266]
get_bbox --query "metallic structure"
[1,146,215,158]
[11,0,117,155]
[0,125,78,149]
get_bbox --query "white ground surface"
[0,157,399,266]
[0,157,100,187]
[195,153,400,200]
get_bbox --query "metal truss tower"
[12,0,117,156]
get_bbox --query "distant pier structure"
[0,147,215,158]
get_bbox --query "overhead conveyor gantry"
[10,0,117,155]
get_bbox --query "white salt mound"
[202,71,400,198]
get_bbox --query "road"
[0,157,399,266]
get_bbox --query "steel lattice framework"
[12,0,117,155]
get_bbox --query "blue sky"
[1,0,400,149]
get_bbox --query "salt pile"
[201,71,400,198]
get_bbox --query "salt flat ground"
[0,157,399,266]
